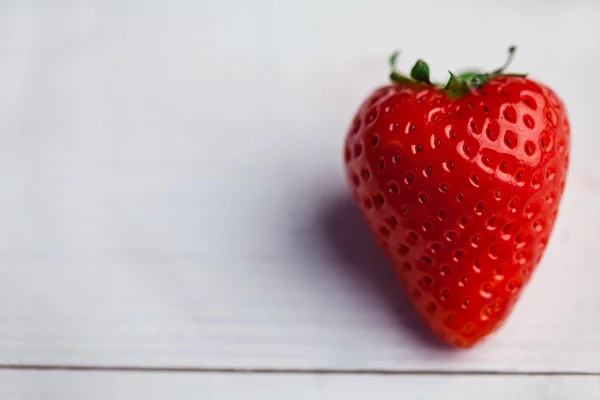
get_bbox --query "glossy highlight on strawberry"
[344,48,570,348]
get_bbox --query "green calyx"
[389,46,527,99]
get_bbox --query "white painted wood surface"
[1,0,600,397]
[0,371,598,400]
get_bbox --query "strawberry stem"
[388,46,527,98]
[492,45,517,75]
[456,46,526,90]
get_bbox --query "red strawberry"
[344,47,570,348]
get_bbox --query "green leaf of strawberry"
[344,47,570,348]
[410,60,431,84]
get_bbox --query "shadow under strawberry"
[319,192,450,350]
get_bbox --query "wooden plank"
[0,0,599,372]
[1,371,599,400]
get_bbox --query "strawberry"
[344,47,570,348]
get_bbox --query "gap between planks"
[0,365,598,376]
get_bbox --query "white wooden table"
[1,1,600,398]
